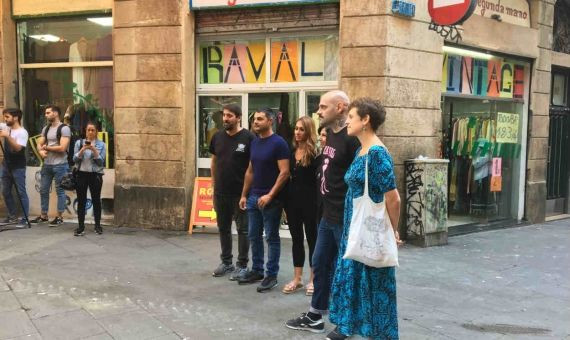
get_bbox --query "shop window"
[441,49,529,225]
[552,73,568,107]
[554,0,570,54]
[197,96,242,159]
[443,99,525,224]
[17,16,113,167]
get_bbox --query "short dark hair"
[348,97,386,131]
[45,105,61,116]
[2,108,23,123]
[255,107,275,120]
[223,104,242,118]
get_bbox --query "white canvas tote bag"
[343,155,399,268]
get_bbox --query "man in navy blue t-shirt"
[238,108,290,292]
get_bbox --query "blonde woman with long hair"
[283,116,319,295]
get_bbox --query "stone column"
[113,0,195,230]
[0,0,18,215]
[340,0,444,234]
[526,0,555,223]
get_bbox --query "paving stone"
[0,310,37,339]
[31,309,105,340]
[17,292,81,319]
[0,291,21,313]
[97,310,171,339]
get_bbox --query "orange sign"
[189,177,218,233]
[491,176,502,192]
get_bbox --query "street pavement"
[0,220,568,340]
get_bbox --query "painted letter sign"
[474,0,530,27]
[199,35,338,85]
[442,53,525,99]
[428,0,477,25]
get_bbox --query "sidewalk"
[0,220,568,339]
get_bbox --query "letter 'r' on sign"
[433,0,464,8]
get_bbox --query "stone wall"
[526,0,555,223]
[339,0,443,234]
[113,0,194,230]
[0,0,18,215]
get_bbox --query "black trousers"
[76,171,103,230]
[214,194,249,267]
[285,195,317,268]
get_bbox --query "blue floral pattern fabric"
[329,145,399,339]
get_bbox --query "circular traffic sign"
[428,0,477,26]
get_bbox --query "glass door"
[196,94,246,175]
[248,92,299,147]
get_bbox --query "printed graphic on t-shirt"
[236,143,246,152]
[320,145,336,195]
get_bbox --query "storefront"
[193,3,339,174]
[441,46,531,228]
[9,1,114,222]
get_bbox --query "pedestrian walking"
[0,108,30,225]
[31,106,71,227]
[282,116,318,295]
[209,104,254,280]
[285,90,360,333]
[73,122,106,236]
[327,97,402,340]
[238,108,290,293]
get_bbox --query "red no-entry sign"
[428,0,477,26]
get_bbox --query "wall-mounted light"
[87,17,113,27]
[442,46,493,60]
[29,34,61,42]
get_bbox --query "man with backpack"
[31,105,71,227]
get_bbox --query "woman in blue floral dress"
[328,98,402,340]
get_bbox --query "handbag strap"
[364,155,369,198]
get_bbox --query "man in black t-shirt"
[209,104,255,281]
[286,91,360,335]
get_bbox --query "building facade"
[0,0,565,233]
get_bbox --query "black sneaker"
[229,266,248,281]
[49,216,63,227]
[326,327,348,340]
[237,270,264,285]
[0,216,19,225]
[213,263,235,277]
[74,228,85,236]
[30,216,49,224]
[95,226,103,235]
[285,313,325,333]
[257,276,278,293]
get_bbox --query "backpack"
[43,124,79,166]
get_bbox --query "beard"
[6,121,14,127]
[223,122,234,131]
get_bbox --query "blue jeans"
[310,218,343,314]
[1,167,29,218]
[246,194,282,278]
[40,163,68,214]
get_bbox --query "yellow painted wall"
[13,0,112,17]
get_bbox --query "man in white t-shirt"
[0,108,30,224]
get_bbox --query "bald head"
[317,90,351,128]
[324,90,350,109]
